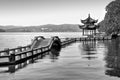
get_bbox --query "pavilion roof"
[79,25,99,30]
[81,14,98,24]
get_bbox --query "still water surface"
[0,32,83,50]
[0,32,120,80]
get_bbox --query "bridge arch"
[50,36,61,51]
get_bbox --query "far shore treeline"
[0,24,82,32]
[0,0,120,35]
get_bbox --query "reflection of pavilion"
[81,41,97,60]
[82,41,97,51]
[79,14,99,36]
[82,56,97,60]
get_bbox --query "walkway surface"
[31,38,52,49]
[0,41,120,80]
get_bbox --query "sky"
[0,0,114,26]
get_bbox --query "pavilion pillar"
[87,30,90,35]
[93,30,94,35]
[94,29,96,35]
[86,30,87,35]
[83,29,84,35]
[84,30,86,35]
[92,30,93,35]
[89,30,90,35]
[90,30,92,35]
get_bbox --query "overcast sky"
[0,0,113,26]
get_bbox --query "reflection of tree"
[105,38,120,77]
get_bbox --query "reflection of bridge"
[0,36,76,66]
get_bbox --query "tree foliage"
[99,0,120,35]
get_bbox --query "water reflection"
[1,38,120,79]
[81,41,97,60]
[0,60,30,73]
[8,61,28,73]
[105,38,120,77]
[82,41,97,51]
[49,49,60,62]
[0,48,61,73]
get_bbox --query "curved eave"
[79,25,86,29]
[79,25,99,30]
[81,19,98,24]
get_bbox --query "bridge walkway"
[31,38,52,49]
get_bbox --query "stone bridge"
[31,36,61,51]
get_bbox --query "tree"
[99,0,120,35]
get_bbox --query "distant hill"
[0,25,20,30]
[0,29,5,32]
[5,24,82,32]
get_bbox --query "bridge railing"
[0,36,46,56]
[0,45,31,56]
[0,45,50,66]
[0,36,47,66]
[0,36,63,66]
[61,38,76,46]
[0,36,111,66]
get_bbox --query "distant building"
[79,14,99,36]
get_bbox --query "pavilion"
[79,14,99,36]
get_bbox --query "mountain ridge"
[2,24,82,32]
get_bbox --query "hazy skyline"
[0,0,113,26]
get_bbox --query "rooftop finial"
[88,13,90,18]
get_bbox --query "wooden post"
[83,29,84,36]
[25,53,27,58]
[18,46,22,52]
[95,29,96,35]
[23,48,26,51]
[31,49,34,63]
[40,48,43,59]
[9,53,15,63]
[19,54,22,60]
[4,48,9,56]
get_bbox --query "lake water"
[0,32,120,80]
[0,32,83,50]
